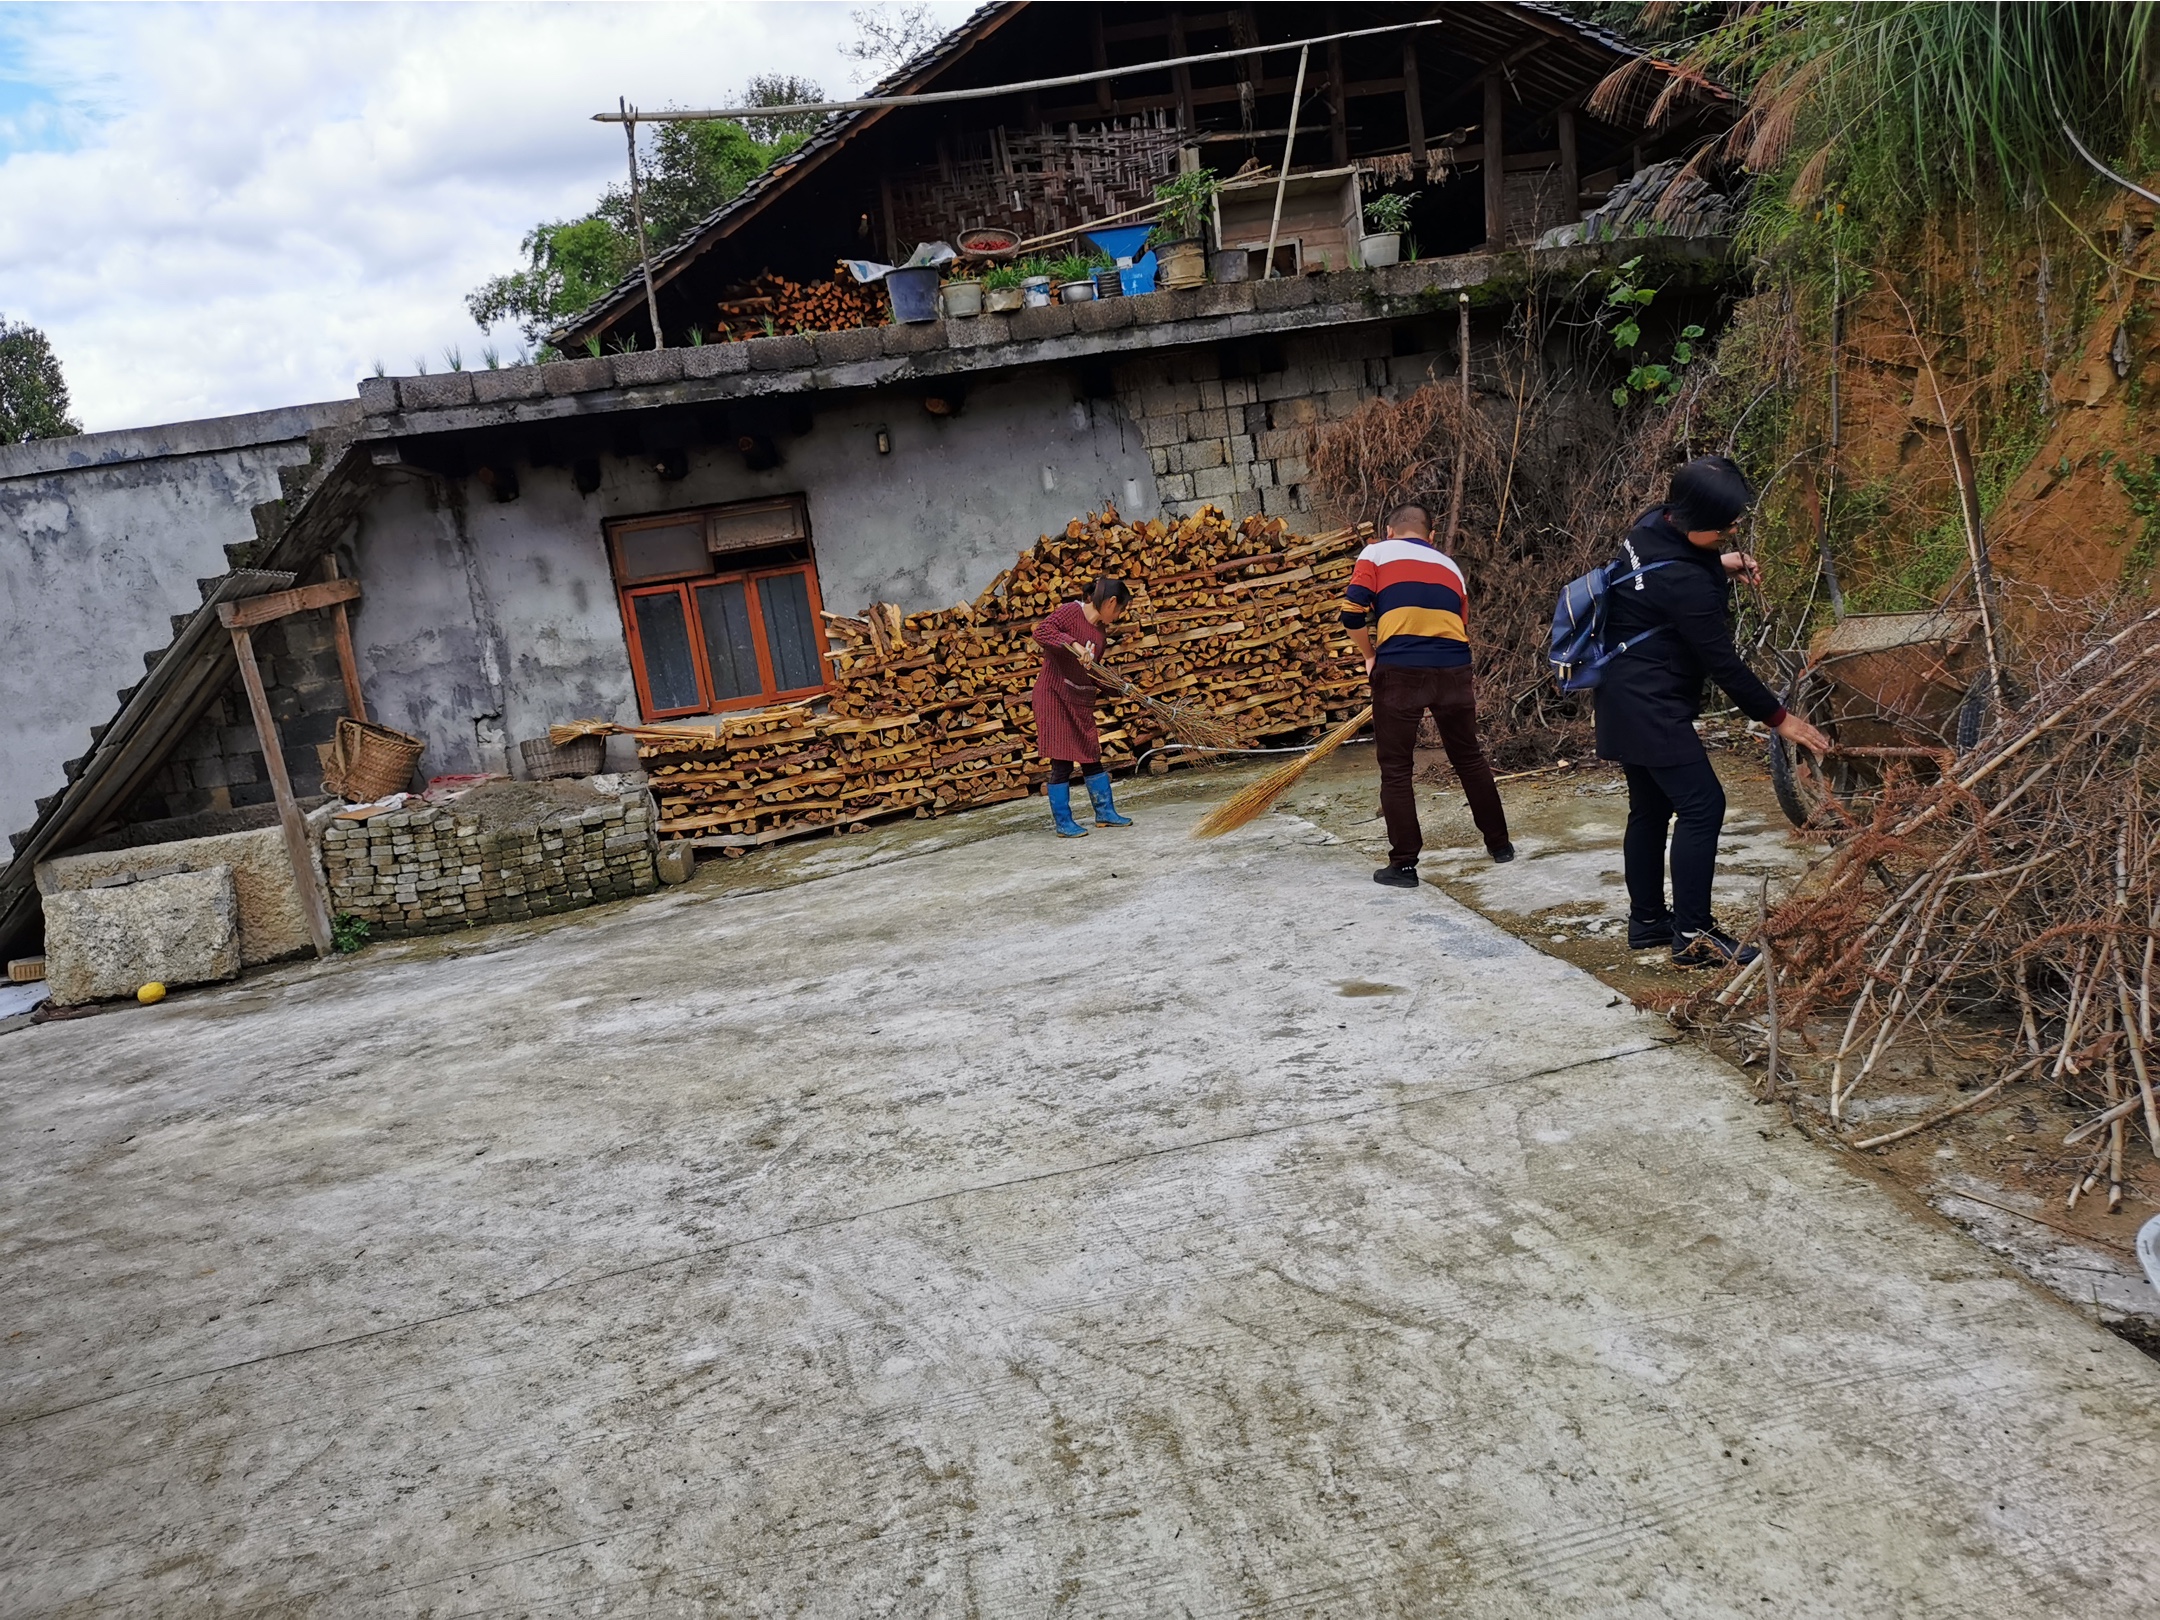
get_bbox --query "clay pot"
[1156,238,1208,290]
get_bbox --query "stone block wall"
[126,611,356,823]
[322,791,659,937]
[1112,322,1458,525]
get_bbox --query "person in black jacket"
[1596,456,1830,967]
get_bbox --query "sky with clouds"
[0,1,972,433]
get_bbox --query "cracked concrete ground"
[3,774,2158,1617]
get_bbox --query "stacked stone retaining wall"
[322,790,658,937]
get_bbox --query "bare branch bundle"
[1693,597,2160,1202]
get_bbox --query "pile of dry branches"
[1702,601,2160,1209]
[1308,361,1694,766]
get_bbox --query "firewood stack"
[636,506,1369,842]
[713,266,890,341]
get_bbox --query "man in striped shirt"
[1342,503,1513,888]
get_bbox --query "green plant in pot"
[1359,190,1418,268]
[941,267,985,318]
[1050,250,1098,303]
[1017,253,1056,308]
[1151,168,1220,289]
[982,261,1028,313]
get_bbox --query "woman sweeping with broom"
[1032,576,1136,837]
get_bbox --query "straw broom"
[1191,705,1374,839]
[1086,663,1245,752]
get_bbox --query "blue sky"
[0,2,971,432]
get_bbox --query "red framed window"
[608,498,829,719]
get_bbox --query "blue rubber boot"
[1048,781,1089,837]
[1083,770,1134,827]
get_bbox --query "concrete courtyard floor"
[3,772,2159,1617]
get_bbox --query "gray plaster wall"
[0,402,355,845]
[351,375,1156,777]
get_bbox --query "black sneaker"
[1373,863,1420,889]
[1672,928,1760,969]
[1488,842,1517,864]
[1628,915,1675,950]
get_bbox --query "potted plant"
[941,271,984,318]
[1150,168,1220,290]
[1359,190,1418,268]
[1051,251,1098,303]
[1018,254,1056,308]
[982,263,1027,313]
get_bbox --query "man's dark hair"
[1666,455,1755,533]
[1088,575,1131,608]
[1384,503,1433,537]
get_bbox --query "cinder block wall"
[125,613,357,823]
[1112,323,1456,525]
[322,791,658,937]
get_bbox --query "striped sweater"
[1339,536,1471,668]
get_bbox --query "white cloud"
[0,1,972,432]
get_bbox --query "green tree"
[0,316,80,443]
[467,83,819,344]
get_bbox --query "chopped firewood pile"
[1695,601,2160,1210]
[712,267,889,341]
[629,506,1368,843]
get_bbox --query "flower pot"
[1021,276,1054,309]
[1358,232,1403,268]
[1156,237,1208,290]
[1058,279,1097,304]
[1209,249,1249,283]
[941,280,984,318]
[885,265,943,323]
[984,285,1025,313]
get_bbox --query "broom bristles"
[1190,705,1374,839]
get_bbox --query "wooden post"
[1326,37,1349,169]
[1557,106,1579,221]
[1402,36,1426,170]
[324,555,367,725]
[1090,3,1113,112]
[1445,291,1470,547]
[621,98,665,350]
[1168,8,1195,135]
[1263,43,1311,279]
[1483,74,1507,248]
[229,624,334,958]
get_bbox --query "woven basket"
[519,734,604,781]
[326,718,425,802]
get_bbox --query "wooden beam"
[229,624,334,958]
[1483,74,1507,248]
[1557,107,1579,220]
[1402,36,1426,169]
[1090,4,1113,113]
[216,577,361,630]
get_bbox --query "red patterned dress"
[1030,601,1107,763]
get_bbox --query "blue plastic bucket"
[886,266,943,324]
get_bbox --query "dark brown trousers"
[1371,664,1510,866]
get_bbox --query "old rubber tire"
[1768,674,1835,829]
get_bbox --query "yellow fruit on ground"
[136,982,166,1005]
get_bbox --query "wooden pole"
[1263,44,1310,279]
[1445,291,1470,546]
[1556,106,1579,221]
[1168,7,1196,135]
[622,99,666,350]
[1402,36,1426,170]
[1483,74,1507,248]
[1325,35,1349,168]
[1948,421,2010,706]
[229,625,334,958]
[324,555,368,725]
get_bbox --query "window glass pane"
[709,497,807,556]
[632,590,703,711]
[759,570,823,692]
[615,520,707,582]
[695,580,763,701]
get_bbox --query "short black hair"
[1088,575,1131,608]
[1666,455,1755,533]
[1385,503,1432,537]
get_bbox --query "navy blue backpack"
[1549,542,1674,692]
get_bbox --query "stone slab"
[40,865,239,1003]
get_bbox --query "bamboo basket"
[519,734,605,781]
[325,718,424,802]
